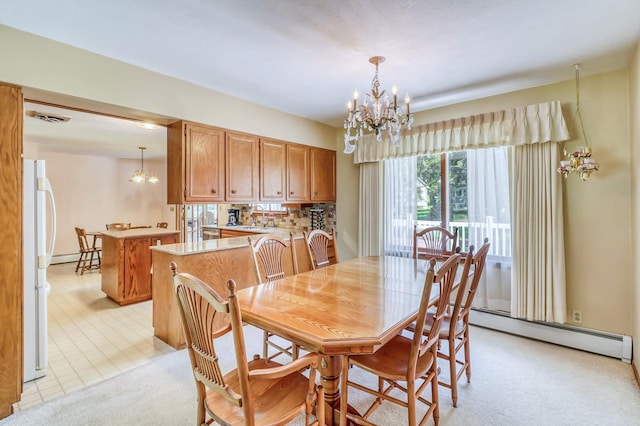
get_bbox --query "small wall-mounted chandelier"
[557,64,599,181]
[344,56,414,154]
[129,146,159,184]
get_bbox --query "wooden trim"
[0,83,23,419]
[24,99,168,127]
[633,361,640,388]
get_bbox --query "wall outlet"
[572,310,582,324]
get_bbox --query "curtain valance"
[352,100,570,164]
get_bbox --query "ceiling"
[3,0,640,158]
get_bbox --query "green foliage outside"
[417,152,468,223]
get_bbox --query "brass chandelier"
[557,64,599,181]
[343,56,414,154]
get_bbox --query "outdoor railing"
[415,217,511,260]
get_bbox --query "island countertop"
[150,227,304,256]
[101,228,181,238]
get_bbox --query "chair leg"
[407,378,416,426]
[432,362,440,426]
[464,328,471,383]
[263,330,269,359]
[75,252,83,273]
[449,338,458,408]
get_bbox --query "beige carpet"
[2,325,639,425]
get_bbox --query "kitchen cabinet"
[167,121,225,204]
[226,131,259,202]
[310,148,336,202]
[101,229,180,305]
[286,144,310,201]
[260,138,286,201]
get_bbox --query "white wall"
[24,142,171,255]
[629,42,640,373]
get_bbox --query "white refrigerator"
[23,159,57,382]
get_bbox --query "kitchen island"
[150,229,312,349]
[101,228,180,306]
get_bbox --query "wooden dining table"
[237,255,437,425]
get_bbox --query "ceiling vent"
[26,110,72,123]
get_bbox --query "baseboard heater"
[469,308,632,364]
[51,253,80,265]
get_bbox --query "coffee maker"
[227,208,240,226]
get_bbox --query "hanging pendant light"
[129,146,159,184]
[557,64,599,181]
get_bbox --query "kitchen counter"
[101,228,181,238]
[101,229,180,305]
[150,227,311,349]
[151,227,304,256]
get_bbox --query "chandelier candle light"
[557,63,599,181]
[344,56,414,154]
[129,146,159,184]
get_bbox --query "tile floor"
[14,262,174,411]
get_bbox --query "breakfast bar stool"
[74,227,101,274]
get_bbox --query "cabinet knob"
[314,192,318,195]
[231,189,237,194]
[211,189,216,194]
[290,191,294,195]
[277,191,281,195]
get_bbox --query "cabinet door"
[260,138,286,201]
[124,237,152,302]
[310,148,336,202]
[185,124,225,202]
[226,131,259,201]
[287,144,310,201]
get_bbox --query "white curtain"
[510,142,567,323]
[352,101,569,163]
[358,162,384,256]
[467,146,512,311]
[383,157,417,257]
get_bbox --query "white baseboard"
[470,309,632,363]
[51,254,80,265]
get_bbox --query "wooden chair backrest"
[446,245,475,339]
[170,262,243,409]
[157,222,169,228]
[303,228,340,270]
[248,233,298,283]
[412,254,460,365]
[74,227,90,251]
[459,238,491,323]
[106,222,131,231]
[413,225,459,260]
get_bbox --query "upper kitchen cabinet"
[310,148,336,202]
[260,138,286,201]
[286,144,310,202]
[226,131,259,202]
[167,121,225,204]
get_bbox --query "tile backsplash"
[232,203,336,232]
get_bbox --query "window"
[385,146,512,312]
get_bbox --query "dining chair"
[248,233,300,361]
[156,221,168,228]
[413,225,459,260]
[74,227,101,274]
[344,253,461,426]
[303,228,340,270]
[170,262,325,426]
[427,238,490,407]
[106,222,130,231]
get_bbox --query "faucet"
[253,205,266,227]
[267,213,276,227]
